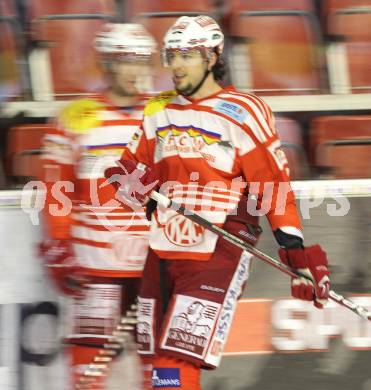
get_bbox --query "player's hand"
[278,245,330,308]
[105,160,158,206]
[39,239,88,298]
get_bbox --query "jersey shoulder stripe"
[144,90,178,117]
[59,98,105,134]
[218,92,273,140]
[231,90,274,130]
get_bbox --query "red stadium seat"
[0,0,28,99]
[6,124,52,179]
[127,0,214,20]
[322,0,371,25]
[229,9,324,95]
[328,6,371,93]
[310,116,371,178]
[275,117,309,179]
[29,0,115,97]
[0,0,16,16]
[224,0,315,33]
[0,21,20,99]
[29,0,115,18]
[227,0,314,13]
[32,19,110,97]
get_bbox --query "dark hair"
[211,56,227,81]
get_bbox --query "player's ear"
[207,51,218,70]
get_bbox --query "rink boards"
[1,179,370,390]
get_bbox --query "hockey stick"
[150,190,371,321]
[74,304,139,390]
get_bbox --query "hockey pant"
[137,219,258,389]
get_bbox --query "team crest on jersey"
[213,101,248,124]
[164,214,205,247]
[156,125,222,146]
[155,124,233,167]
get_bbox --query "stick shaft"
[151,191,371,321]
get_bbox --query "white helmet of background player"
[162,15,224,67]
[95,23,157,61]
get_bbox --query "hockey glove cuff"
[105,160,158,206]
[279,245,330,308]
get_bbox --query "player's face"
[110,60,151,96]
[166,49,208,95]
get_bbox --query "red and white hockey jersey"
[42,94,150,277]
[122,87,303,261]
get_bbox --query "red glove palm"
[279,245,330,308]
[104,160,158,206]
[39,240,87,297]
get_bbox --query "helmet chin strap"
[178,67,211,97]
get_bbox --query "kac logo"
[164,214,205,247]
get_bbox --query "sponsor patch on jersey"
[213,101,248,124]
[160,294,221,360]
[137,297,155,354]
[152,368,181,388]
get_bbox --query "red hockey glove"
[39,240,87,298]
[279,245,330,308]
[104,160,158,206]
[224,195,262,246]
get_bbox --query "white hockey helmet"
[162,15,224,65]
[94,23,157,60]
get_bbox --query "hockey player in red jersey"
[105,15,331,390]
[39,23,156,388]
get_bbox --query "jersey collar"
[178,85,236,104]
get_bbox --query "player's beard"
[173,66,210,97]
[175,81,195,97]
